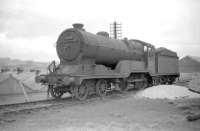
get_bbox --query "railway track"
[0,99,64,115]
[0,82,189,116]
[0,90,132,116]
[0,97,91,115]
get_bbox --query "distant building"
[179,56,200,73]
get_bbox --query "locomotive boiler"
[57,23,144,68]
[36,23,179,100]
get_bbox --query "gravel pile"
[136,85,200,100]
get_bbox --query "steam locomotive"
[36,23,179,100]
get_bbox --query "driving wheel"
[49,85,64,99]
[96,79,108,97]
[74,83,89,100]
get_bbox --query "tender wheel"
[136,83,146,89]
[143,78,148,88]
[166,77,171,85]
[135,82,143,89]
[49,85,64,99]
[168,77,175,85]
[96,79,108,97]
[152,78,159,86]
[118,79,128,91]
[74,82,89,101]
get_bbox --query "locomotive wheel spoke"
[96,79,108,97]
[49,85,63,99]
[74,83,89,101]
[70,84,76,99]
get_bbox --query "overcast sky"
[0,0,200,62]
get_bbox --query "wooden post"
[20,81,30,102]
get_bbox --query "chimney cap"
[72,23,84,30]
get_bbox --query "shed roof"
[156,47,178,57]
[188,56,200,63]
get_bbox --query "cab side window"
[149,47,155,58]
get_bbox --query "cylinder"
[56,28,144,67]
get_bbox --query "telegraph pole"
[110,21,122,39]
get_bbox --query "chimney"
[72,23,84,30]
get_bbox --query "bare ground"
[0,92,200,131]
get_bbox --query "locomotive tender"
[36,23,179,100]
